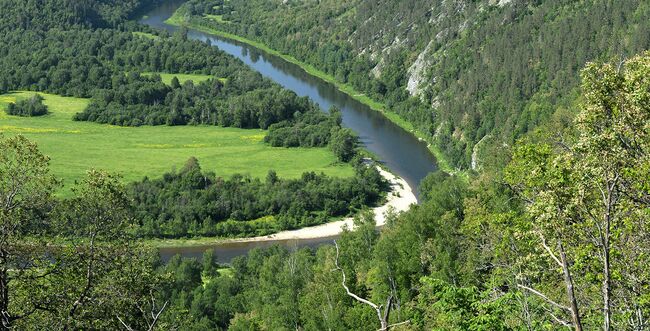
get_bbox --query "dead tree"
[518,234,583,331]
[333,241,409,331]
[117,291,168,331]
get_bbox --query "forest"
[130,156,386,238]
[1,0,649,329]
[3,52,649,330]
[135,51,650,330]
[178,0,650,170]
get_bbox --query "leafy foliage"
[130,157,387,238]
[5,94,48,117]
[265,107,342,148]
[504,52,650,329]
[0,135,166,330]
[156,53,650,330]
[179,0,650,169]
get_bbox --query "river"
[139,0,438,263]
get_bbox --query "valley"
[0,0,648,329]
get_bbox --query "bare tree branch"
[117,316,135,331]
[548,311,572,328]
[116,298,168,331]
[333,242,379,310]
[333,241,406,331]
[517,284,571,312]
[538,233,563,268]
[382,320,411,330]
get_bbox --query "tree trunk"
[0,248,10,331]
[333,242,408,331]
[559,241,583,331]
[602,178,617,331]
[603,207,612,331]
[603,247,611,331]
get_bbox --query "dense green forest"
[3,53,649,329]
[178,0,650,170]
[0,0,161,30]
[131,156,386,238]
[154,52,650,330]
[1,0,649,329]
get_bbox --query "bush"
[6,94,48,116]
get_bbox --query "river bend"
[139,0,437,262]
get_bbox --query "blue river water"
[139,0,438,262]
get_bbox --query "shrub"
[6,94,48,116]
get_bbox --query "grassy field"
[142,72,226,85]
[205,14,230,24]
[0,92,354,195]
[165,9,455,174]
[132,31,160,40]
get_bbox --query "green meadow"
[132,31,160,40]
[142,72,226,85]
[0,92,353,195]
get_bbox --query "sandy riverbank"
[224,166,417,243]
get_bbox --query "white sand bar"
[227,166,417,243]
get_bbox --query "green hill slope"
[179,0,650,170]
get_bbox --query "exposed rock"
[370,57,385,78]
[406,40,434,96]
[489,0,512,7]
[471,134,491,171]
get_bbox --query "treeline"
[0,26,257,98]
[0,0,162,30]
[155,52,650,330]
[131,156,387,238]
[264,107,358,161]
[179,0,650,170]
[0,0,357,156]
[264,108,342,148]
[73,72,309,127]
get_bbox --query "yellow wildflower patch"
[183,143,211,148]
[240,134,265,143]
[0,125,82,134]
[135,143,175,149]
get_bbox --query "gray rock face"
[406,40,434,96]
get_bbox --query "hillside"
[1,0,648,329]
[180,0,650,169]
